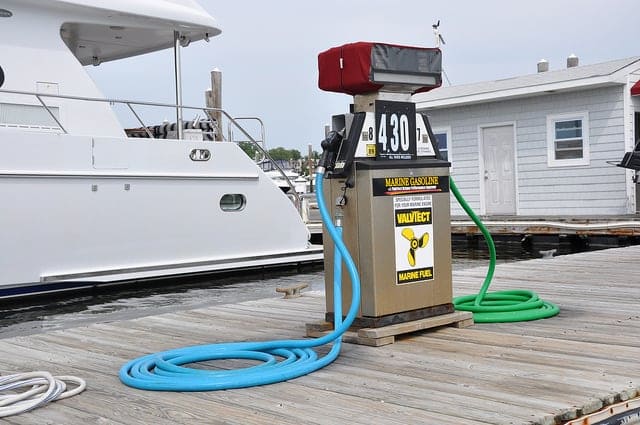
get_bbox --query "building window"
[432,127,451,162]
[547,112,589,167]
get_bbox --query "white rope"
[0,371,86,418]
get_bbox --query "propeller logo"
[401,228,429,267]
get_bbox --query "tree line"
[239,142,319,174]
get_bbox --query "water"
[0,241,559,338]
[0,270,327,338]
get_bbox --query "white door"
[482,125,516,215]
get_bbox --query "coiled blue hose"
[119,172,360,391]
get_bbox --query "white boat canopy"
[47,0,221,65]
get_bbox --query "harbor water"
[0,240,590,338]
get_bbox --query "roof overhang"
[414,56,640,110]
[415,77,623,110]
[51,0,221,65]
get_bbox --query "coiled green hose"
[450,178,560,323]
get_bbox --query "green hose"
[450,178,559,323]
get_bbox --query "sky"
[88,0,640,154]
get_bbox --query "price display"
[375,100,417,160]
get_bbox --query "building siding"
[420,86,628,216]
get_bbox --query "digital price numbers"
[375,100,417,160]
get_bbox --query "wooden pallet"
[306,310,474,346]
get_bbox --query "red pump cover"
[318,42,442,95]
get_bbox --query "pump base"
[325,303,454,329]
[307,310,473,347]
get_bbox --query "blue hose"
[119,172,360,391]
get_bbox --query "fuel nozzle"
[316,130,343,174]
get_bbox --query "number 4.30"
[378,113,410,153]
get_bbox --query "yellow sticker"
[366,144,376,157]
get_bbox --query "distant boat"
[259,159,310,193]
[0,0,321,298]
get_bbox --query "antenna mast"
[432,20,451,86]
[432,20,445,48]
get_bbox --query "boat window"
[0,103,61,129]
[220,194,246,212]
[0,65,4,87]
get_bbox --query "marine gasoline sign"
[393,194,435,285]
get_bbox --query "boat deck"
[1,246,639,424]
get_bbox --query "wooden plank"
[306,328,396,346]
[358,311,474,338]
[307,361,559,425]
[306,312,473,346]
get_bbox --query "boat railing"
[0,88,303,214]
[225,117,301,208]
[227,117,266,162]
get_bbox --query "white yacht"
[0,0,321,298]
[259,159,308,193]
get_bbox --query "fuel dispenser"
[117,42,561,395]
[317,42,453,328]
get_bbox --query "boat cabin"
[0,0,318,297]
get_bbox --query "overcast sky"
[88,0,640,153]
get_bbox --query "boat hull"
[0,130,318,297]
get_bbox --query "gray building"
[414,56,640,218]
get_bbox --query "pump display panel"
[375,100,417,160]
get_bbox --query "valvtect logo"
[401,228,429,267]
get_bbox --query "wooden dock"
[450,215,640,237]
[1,246,640,424]
[309,215,640,248]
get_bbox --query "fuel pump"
[317,42,453,328]
[117,41,562,395]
